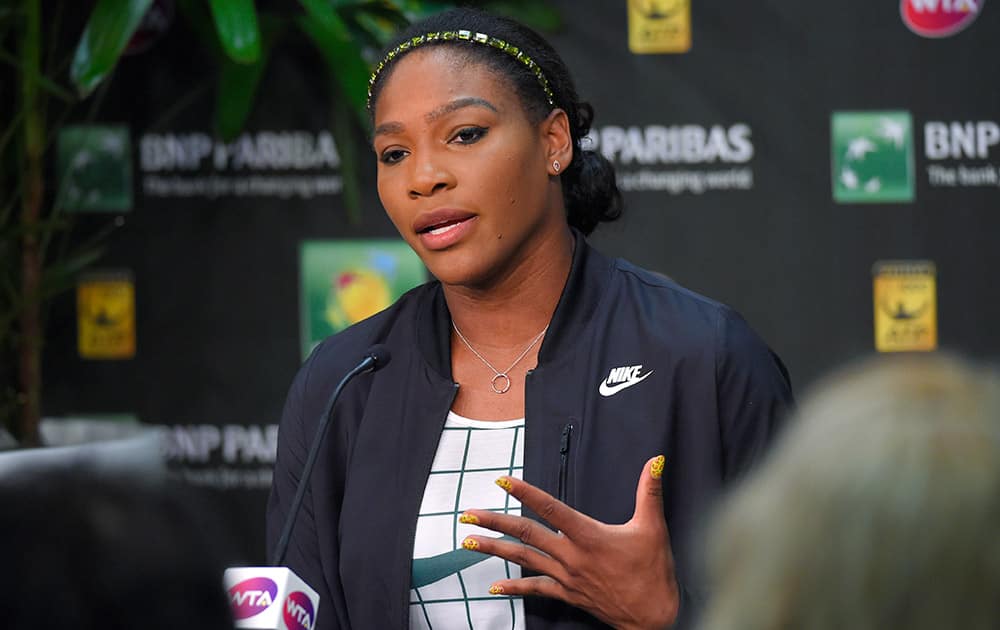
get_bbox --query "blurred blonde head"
[699,353,1000,630]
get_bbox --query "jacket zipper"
[557,423,573,503]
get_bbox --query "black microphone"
[270,344,392,566]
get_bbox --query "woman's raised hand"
[458,455,679,630]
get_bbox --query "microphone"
[224,345,392,629]
[271,344,391,566]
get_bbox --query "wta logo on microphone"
[224,567,320,629]
[230,577,279,619]
[283,592,315,630]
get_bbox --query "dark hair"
[368,8,622,236]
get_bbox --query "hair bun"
[564,148,622,235]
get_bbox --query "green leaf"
[331,88,362,223]
[0,50,76,104]
[70,0,155,97]
[296,0,370,121]
[215,56,264,139]
[392,0,451,22]
[208,0,262,64]
[481,2,562,31]
[214,16,282,141]
[0,49,75,103]
[340,4,408,48]
[176,0,225,58]
[39,246,106,300]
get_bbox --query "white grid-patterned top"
[409,411,526,630]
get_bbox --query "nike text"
[599,364,653,397]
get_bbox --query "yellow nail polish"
[459,513,479,525]
[495,477,513,492]
[462,537,479,551]
[489,584,505,595]
[650,455,665,479]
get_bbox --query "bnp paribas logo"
[831,111,915,203]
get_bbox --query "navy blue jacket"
[267,233,793,629]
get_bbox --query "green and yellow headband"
[366,29,556,110]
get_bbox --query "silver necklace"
[452,321,549,394]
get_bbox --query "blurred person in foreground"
[0,472,234,630]
[699,353,1000,630]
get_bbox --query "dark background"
[42,1,1000,561]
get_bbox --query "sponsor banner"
[872,260,937,353]
[924,120,1000,188]
[57,125,133,212]
[831,111,915,203]
[300,240,426,358]
[901,0,984,38]
[139,130,343,200]
[77,271,137,359]
[832,112,1000,195]
[627,0,692,53]
[158,423,278,490]
[588,124,755,194]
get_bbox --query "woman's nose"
[408,156,456,198]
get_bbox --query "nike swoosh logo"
[598,371,653,397]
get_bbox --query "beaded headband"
[366,30,556,110]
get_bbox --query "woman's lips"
[413,209,477,251]
[417,215,477,250]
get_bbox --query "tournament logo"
[872,260,937,352]
[831,111,915,203]
[901,0,983,38]
[300,240,426,359]
[228,577,278,619]
[282,591,316,630]
[76,271,136,360]
[627,0,691,54]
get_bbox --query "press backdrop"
[43,1,1000,560]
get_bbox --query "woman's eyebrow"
[373,121,405,138]
[425,97,498,123]
[373,97,499,140]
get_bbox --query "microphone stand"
[270,352,382,566]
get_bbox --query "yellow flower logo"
[324,268,391,329]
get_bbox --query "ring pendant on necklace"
[452,321,548,394]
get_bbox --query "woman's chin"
[424,255,505,291]
[428,265,492,290]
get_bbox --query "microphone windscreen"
[366,344,392,370]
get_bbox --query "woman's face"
[372,47,570,289]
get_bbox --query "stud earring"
[552,160,561,173]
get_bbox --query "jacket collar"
[413,228,614,379]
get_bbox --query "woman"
[698,354,1000,630]
[267,8,793,630]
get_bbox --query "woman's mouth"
[421,219,466,236]
[414,211,477,250]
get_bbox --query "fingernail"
[495,477,513,492]
[650,455,665,479]
[458,512,479,525]
[462,537,479,551]
[489,584,505,595]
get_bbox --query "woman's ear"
[541,108,573,176]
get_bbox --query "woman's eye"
[451,126,488,145]
[379,149,407,164]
